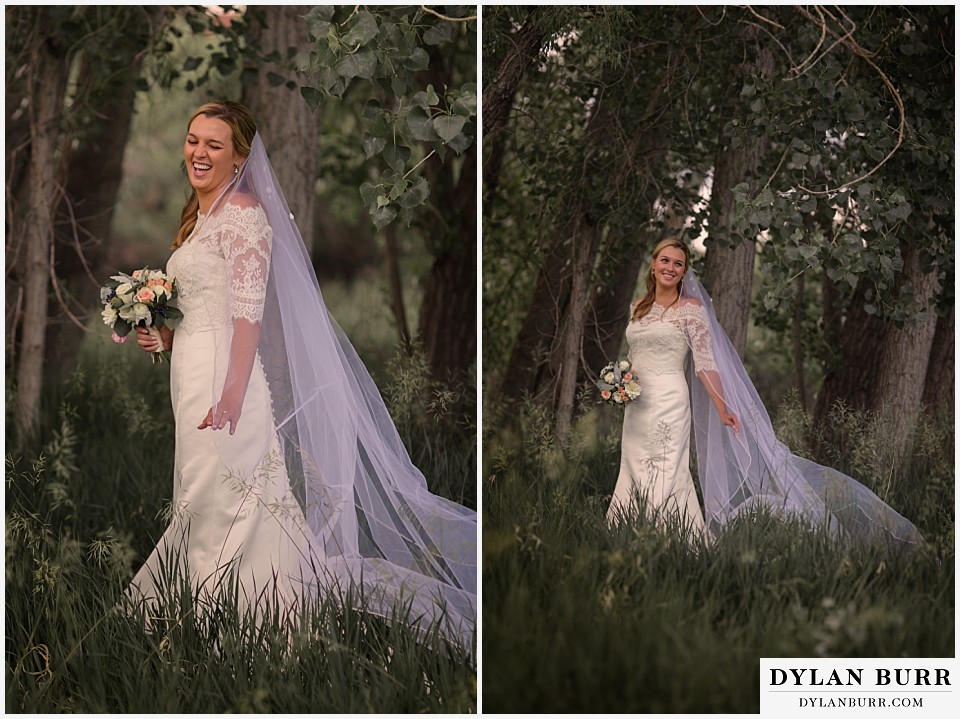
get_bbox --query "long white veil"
[201,134,476,645]
[679,269,924,550]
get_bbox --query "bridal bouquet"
[100,268,182,364]
[595,359,641,406]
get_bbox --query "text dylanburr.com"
[761,659,958,716]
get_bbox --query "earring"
[233,165,239,174]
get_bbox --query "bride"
[129,101,476,645]
[607,237,923,550]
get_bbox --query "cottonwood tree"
[298,6,478,380]
[483,5,953,456]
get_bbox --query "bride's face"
[653,246,686,291]
[184,115,242,200]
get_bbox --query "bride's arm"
[198,203,271,435]
[684,302,740,435]
[696,368,740,435]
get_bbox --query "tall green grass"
[481,392,954,713]
[6,308,476,713]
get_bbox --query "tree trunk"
[793,271,808,411]
[47,54,143,371]
[482,8,544,198]
[702,156,761,357]
[242,5,319,253]
[417,147,477,379]
[872,242,940,455]
[921,307,954,414]
[384,223,412,356]
[581,105,673,376]
[499,240,573,404]
[702,40,774,356]
[814,274,887,425]
[16,17,69,447]
[555,221,601,444]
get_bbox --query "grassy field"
[481,395,954,713]
[5,277,476,713]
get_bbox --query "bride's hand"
[720,409,740,436]
[198,385,244,435]
[135,325,174,352]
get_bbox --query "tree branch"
[420,6,476,23]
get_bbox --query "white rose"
[604,372,615,383]
[116,282,135,301]
[613,394,623,404]
[101,306,117,326]
[119,303,150,324]
[618,360,630,371]
[152,285,168,300]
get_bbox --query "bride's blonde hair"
[172,101,257,248]
[630,237,690,322]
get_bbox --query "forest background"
[5,5,477,713]
[482,5,954,713]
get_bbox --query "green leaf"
[406,108,439,141]
[300,86,324,110]
[423,21,453,45]
[359,182,381,206]
[411,91,431,109]
[399,177,429,209]
[886,202,912,222]
[303,6,335,37]
[446,127,474,154]
[371,205,397,230]
[452,90,477,117]
[383,143,410,170]
[318,67,339,93]
[342,11,378,46]
[433,114,467,142]
[335,49,377,80]
[362,135,387,159]
[402,47,429,71]
[295,50,312,73]
[426,84,440,106]
[388,179,409,201]
[362,99,382,121]
[376,194,390,208]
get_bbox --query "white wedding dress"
[128,202,321,613]
[127,134,476,644]
[606,300,718,535]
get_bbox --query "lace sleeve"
[219,205,273,323]
[681,302,718,373]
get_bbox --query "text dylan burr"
[770,668,951,687]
